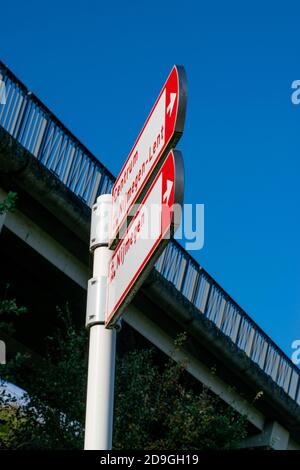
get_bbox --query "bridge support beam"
[0,188,7,233]
[240,420,300,450]
[0,211,6,234]
[1,202,89,289]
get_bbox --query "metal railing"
[0,62,114,205]
[1,60,299,405]
[156,242,300,404]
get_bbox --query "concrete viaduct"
[0,61,300,449]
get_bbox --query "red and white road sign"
[105,150,184,328]
[109,65,187,248]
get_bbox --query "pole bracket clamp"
[86,276,107,328]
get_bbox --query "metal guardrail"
[156,242,300,404]
[0,62,114,205]
[1,60,299,405]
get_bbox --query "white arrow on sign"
[167,92,177,116]
[163,179,173,203]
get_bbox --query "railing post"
[35,116,50,161]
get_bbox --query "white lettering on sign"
[112,92,166,236]
[107,175,162,323]
[109,65,186,248]
[106,149,184,328]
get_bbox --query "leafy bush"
[0,314,247,449]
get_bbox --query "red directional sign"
[109,65,187,248]
[106,150,184,328]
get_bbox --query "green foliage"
[0,192,17,215]
[113,348,247,450]
[0,193,25,335]
[0,306,87,449]
[0,396,27,450]
[0,191,247,449]
[0,284,27,335]
[0,304,247,450]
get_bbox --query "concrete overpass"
[1,60,300,450]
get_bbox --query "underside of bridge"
[1,126,300,450]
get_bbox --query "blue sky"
[1,0,300,356]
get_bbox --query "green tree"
[0,284,27,336]
[0,313,247,450]
[0,190,247,449]
[0,192,17,215]
[0,307,87,449]
[0,192,27,336]
[113,344,247,450]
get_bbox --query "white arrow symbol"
[163,180,173,204]
[166,92,176,116]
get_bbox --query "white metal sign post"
[84,195,116,450]
[84,65,187,451]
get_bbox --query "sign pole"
[84,194,117,450]
[84,65,187,448]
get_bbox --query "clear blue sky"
[1,0,300,356]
